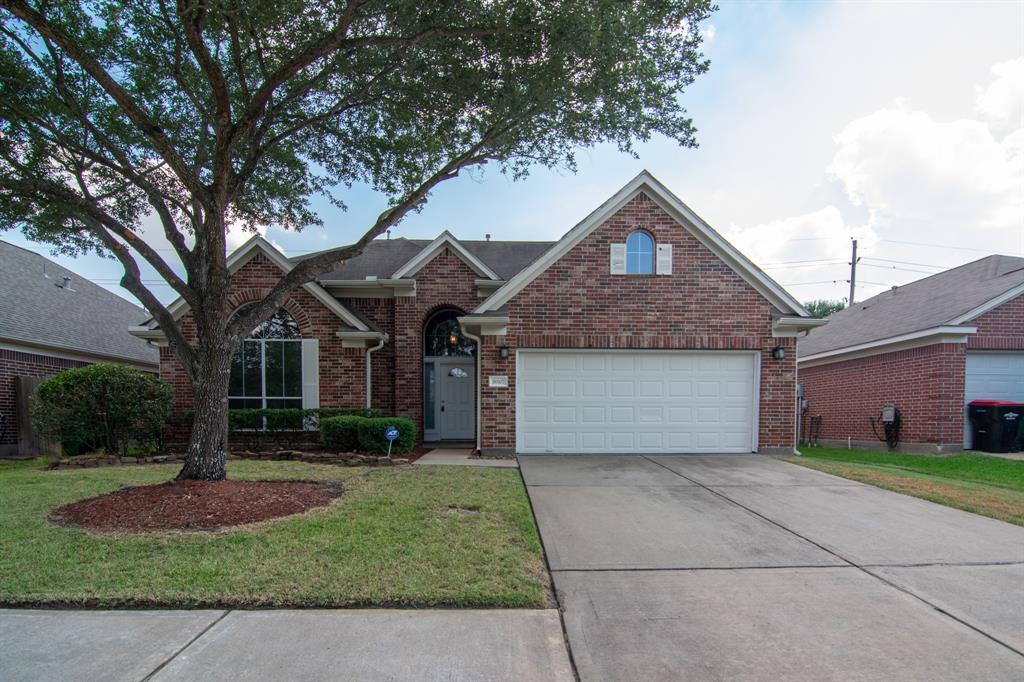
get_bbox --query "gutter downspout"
[365,334,388,410]
[461,327,483,454]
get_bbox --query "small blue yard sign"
[384,425,400,457]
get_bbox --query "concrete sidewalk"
[0,608,573,682]
[415,448,518,468]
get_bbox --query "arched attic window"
[423,309,475,357]
[228,306,303,410]
[625,230,655,274]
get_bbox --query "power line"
[858,263,938,275]
[861,256,944,269]
[879,239,1017,255]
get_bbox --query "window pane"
[626,232,654,274]
[243,341,263,397]
[424,363,435,430]
[266,398,302,411]
[265,341,284,397]
[283,341,302,397]
[229,397,262,410]
[229,347,244,396]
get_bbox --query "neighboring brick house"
[798,255,1024,452]
[0,240,158,458]
[132,172,822,454]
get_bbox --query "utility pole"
[848,239,860,304]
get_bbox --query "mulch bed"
[50,480,344,533]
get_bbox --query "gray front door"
[439,362,475,440]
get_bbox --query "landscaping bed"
[50,479,345,533]
[783,446,1024,526]
[0,459,548,608]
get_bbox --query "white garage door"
[964,352,1024,448]
[516,350,758,454]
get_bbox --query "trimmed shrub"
[33,364,173,457]
[320,415,365,451]
[357,417,416,454]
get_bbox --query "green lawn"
[0,460,549,608]
[783,447,1024,525]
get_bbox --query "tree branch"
[1,0,208,203]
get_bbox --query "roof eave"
[798,325,977,368]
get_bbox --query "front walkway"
[520,454,1024,681]
[416,448,518,468]
[1,608,572,682]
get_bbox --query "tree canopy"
[804,299,847,319]
[0,0,715,478]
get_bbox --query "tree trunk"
[177,340,234,481]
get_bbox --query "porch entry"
[423,308,476,442]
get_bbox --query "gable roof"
[474,171,811,316]
[799,254,1024,359]
[391,231,501,280]
[139,236,372,333]
[308,237,555,282]
[0,240,158,367]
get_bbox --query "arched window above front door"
[424,309,475,357]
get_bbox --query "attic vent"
[56,276,72,289]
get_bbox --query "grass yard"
[783,447,1024,526]
[0,459,549,608]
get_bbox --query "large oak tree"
[0,0,714,480]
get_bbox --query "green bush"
[33,364,173,457]
[320,415,365,451]
[357,417,416,454]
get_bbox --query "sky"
[5,0,1023,308]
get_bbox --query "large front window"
[228,308,303,410]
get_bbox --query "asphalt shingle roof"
[0,240,158,366]
[799,255,1024,357]
[309,237,556,281]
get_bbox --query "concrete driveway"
[520,454,1024,682]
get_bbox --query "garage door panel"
[668,407,693,424]
[668,381,692,397]
[964,352,1024,448]
[517,351,756,454]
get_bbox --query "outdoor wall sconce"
[772,346,786,361]
[499,346,510,359]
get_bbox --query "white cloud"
[726,205,874,268]
[826,104,1022,230]
[700,24,717,43]
[976,58,1024,123]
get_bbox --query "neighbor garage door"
[964,352,1024,448]
[516,350,758,454]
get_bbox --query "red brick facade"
[161,252,367,442]
[799,293,1023,450]
[478,192,797,450]
[160,191,803,452]
[0,349,90,454]
[967,295,1024,351]
[800,344,966,449]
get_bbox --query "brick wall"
[800,343,966,448]
[343,297,396,413]
[967,294,1024,350]
[160,252,366,444]
[478,191,797,450]
[0,349,89,453]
